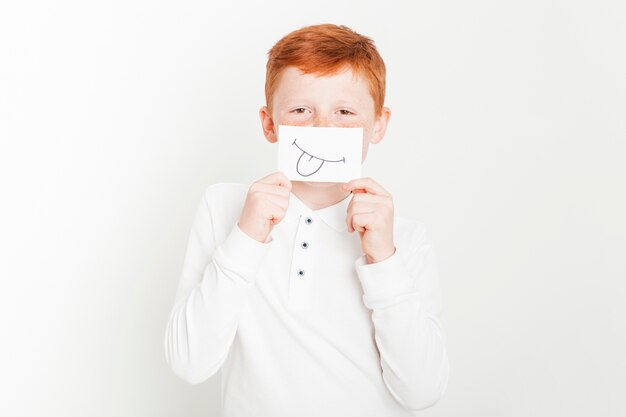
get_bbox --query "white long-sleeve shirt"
[164,182,449,416]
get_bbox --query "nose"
[312,114,331,128]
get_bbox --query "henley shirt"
[164,182,449,416]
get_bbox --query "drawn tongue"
[297,154,325,177]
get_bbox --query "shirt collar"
[284,190,352,232]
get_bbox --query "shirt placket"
[288,211,317,311]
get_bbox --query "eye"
[338,109,354,115]
[291,108,309,114]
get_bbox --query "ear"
[259,106,277,143]
[370,106,391,144]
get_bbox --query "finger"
[350,212,377,233]
[260,192,290,213]
[259,171,292,190]
[346,205,377,233]
[346,199,378,220]
[263,199,289,224]
[346,194,387,224]
[349,192,388,205]
[253,182,291,199]
[248,184,290,212]
[342,177,389,196]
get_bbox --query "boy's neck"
[291,181,351,211]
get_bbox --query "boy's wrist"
[365,245,396,264]
[237,221,269,243]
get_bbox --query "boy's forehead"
[274,66,371,101]
[280,65,362,83]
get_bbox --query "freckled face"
[270,65,378,164]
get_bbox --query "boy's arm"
[354,223,450,411]
[164,186,273,384]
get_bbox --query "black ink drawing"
[292,138,345,177]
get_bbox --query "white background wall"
[1,1,624,416]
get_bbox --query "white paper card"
[277,125,363,182]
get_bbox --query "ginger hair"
[265,24,386,116]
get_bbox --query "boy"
[164,24,449,416]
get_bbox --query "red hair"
[265,24,386,116]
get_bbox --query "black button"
[305,217,313,224]
[301,241,309,249]
[297,269,305,277]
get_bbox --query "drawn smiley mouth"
[292,138,345,177]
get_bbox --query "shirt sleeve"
[353,223,450,411]
[164,186,273,384]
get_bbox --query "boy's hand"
[238,171,292,243]
[343,177,396,264]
